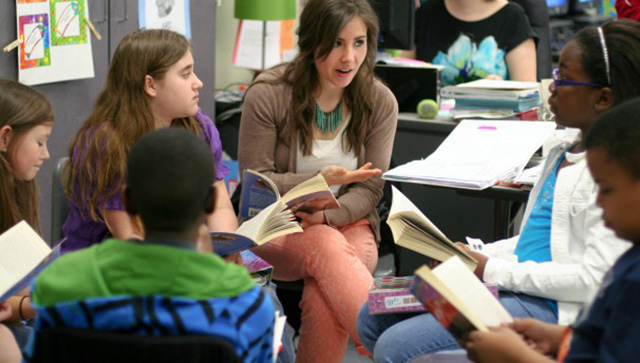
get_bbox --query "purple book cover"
[241,250,273,286]
[368,276,426,315]
[369,276,499,315]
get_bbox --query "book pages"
[236,202,301,244]
[0,221,51,297]
[387,186,477,270]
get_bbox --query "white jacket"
[482,138,630,325]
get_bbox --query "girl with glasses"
[357,19,640,362]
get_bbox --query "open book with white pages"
[0,221,62,302]
[383,120,557,190]
[387,186,478,271]
[411,256,513,339]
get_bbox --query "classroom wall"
[0,1,217,243]
[215,0,255,89]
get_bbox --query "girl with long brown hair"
[62,29,236,252]
[238,0,398,361]
[0,79,55,362]
[0,80,54,233]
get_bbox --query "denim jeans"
[357,291,558,363]
[5,321,32,355]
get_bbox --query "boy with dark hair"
[27,128,276,362]
[464,98,640,362]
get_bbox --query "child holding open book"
[465,98,640,363]
[357,20,640,362]
[239,0,398,360]
[0,79,55,361]
[60,29,295,363]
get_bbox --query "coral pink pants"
[253,219,377,363]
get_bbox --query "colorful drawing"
[19,14,51,70]
[50,0,88,46]
[17,0,47,3]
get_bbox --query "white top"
[480,134,631,325]
[296,115,358,195]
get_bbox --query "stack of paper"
[442,80,541,119]
[383,120,556,190]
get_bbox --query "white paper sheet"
[139,0,191,39]
[233,20,282,70]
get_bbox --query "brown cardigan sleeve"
[324,81,398,227]
[238,71,318,194]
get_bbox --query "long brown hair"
[66,29,202,222]
[258,0,379,155]
[0,79,55,233]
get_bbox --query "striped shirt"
[28,239,275,362]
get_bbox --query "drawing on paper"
[17,0,47,3]
[50,0,88,46]
[19,14,51,70]
[157,0,175,17]
[139,0,191,39]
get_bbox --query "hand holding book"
[295,210,326,229]
[387,186,478,270]
[240,170,339,219]
[455,242,489,280]
[410,256,512,339]
[510,318,565,355]
[212,170,341,256]
[464,325,537,363]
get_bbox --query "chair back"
[510,0,553,80]
[51,157,70,244]
[31,326,239,363]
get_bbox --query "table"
[391,113,532,274]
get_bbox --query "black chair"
[31,326,239,363]
[51,157,70,245]
[511,0,553,80]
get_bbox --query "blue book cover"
[239,170,339,220]
[210,232,259,257]
[454,97,541,112]
[239,170,280,220]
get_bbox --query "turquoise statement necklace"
[314,100,343,134]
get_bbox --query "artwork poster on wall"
[139,0,191,39]
[16,0,94,86]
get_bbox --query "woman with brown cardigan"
[238,0,397,361]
